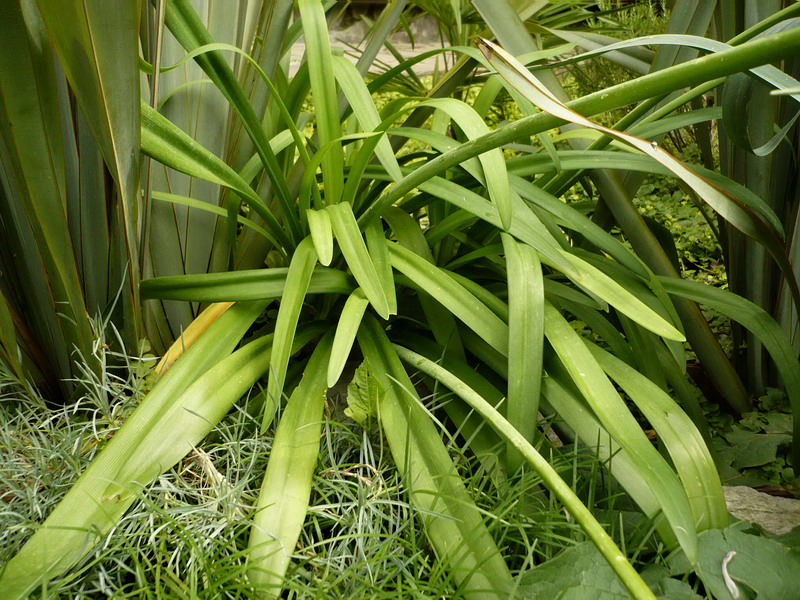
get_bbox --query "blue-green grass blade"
[0,301,268,598]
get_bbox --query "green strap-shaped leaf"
[501,233,544,470]
[393,344,657,600]
[248,334,332,596]
[331,55,402,182]
[480,36,800,313]
[264,237,319,429]
[364,219,397,316]
[388,241,509,355]
[587,344,728,531]
[558,251,685,341]
[327,202,390,319]
[417,98,513,230]
[328,289,369,387]
[306,208,334,266]
[542,301,697,561]
[357,316,514,598]
[152,191,284,253]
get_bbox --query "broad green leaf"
[328,288,369,387]
[519,543,702,600]
[327,202,390,319]
[501,233,543,469]
[248,335,332,596]
[344,361,384,426]
[694,527,800,600]
[264,237,318,429]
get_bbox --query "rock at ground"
[724,486,800,535]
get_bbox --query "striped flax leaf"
[141,102,292,250]
[161,0,301,244]
[35,0,142,338]
[0,1,95,392]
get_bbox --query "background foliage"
[1,0,799,598]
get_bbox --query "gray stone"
[724,486,800,535]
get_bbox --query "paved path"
[289,40,453,77]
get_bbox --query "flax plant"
[3,1,800,599]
